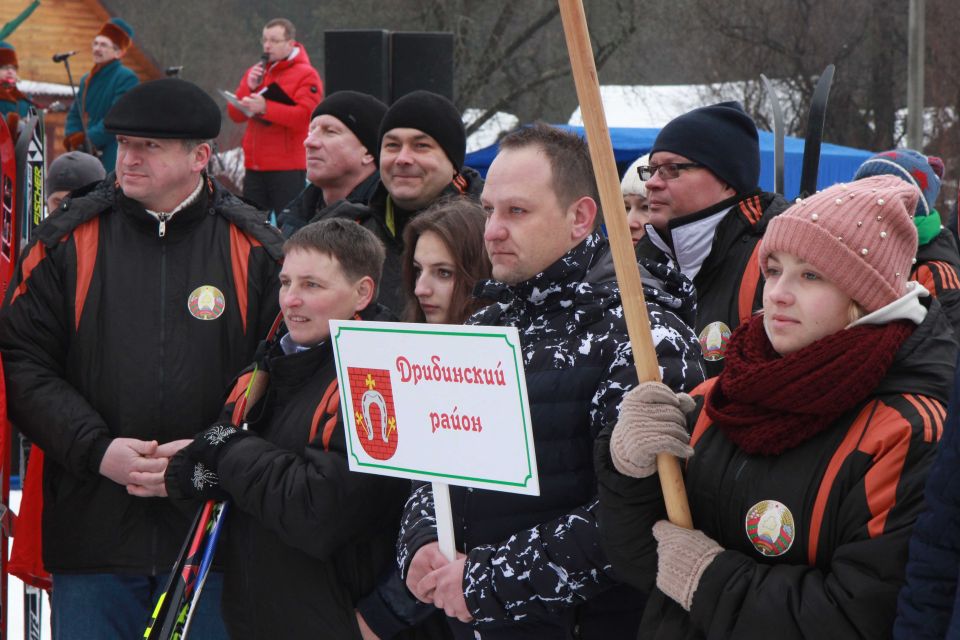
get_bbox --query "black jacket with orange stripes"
[0,175,283,575]
[169,318,411,640]
[596,297,958,640]
[637,190,790,378]
[911,227,960,337]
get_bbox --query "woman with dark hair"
[401,199,492,324]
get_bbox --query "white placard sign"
[330,320,539,496]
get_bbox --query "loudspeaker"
[390,32,454,103]
[324,30,390,103]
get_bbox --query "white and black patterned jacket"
[397,232,704,638]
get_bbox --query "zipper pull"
[158,213,170,238]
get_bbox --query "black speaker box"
[389,31,454,103]
[324,30,390,103]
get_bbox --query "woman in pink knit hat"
[595,174,958,639]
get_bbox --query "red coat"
[228,43,323,171]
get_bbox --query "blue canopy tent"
[464,125,873,200]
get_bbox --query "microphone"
[256,53,269,88]
[165,66,183,77]
[52,51,78,63]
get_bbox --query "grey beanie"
[47,151,106,194]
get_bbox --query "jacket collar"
[475,232,607,313]
[646,205,732,280]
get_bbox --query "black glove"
[165,423,251,501]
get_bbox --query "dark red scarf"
[0,83,28,104]
[704,314,913,455]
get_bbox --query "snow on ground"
[6,491,51,640]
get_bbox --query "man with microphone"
[63,17,139,171]
[228,17,323,217]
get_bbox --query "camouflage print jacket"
[396,232,704,638]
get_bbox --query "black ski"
[144,502,209,640]
[799,64,835,197]
[760,74,785,195]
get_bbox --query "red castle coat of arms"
[347,367,399,460]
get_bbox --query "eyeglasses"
[638,162,702,181]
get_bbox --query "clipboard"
[218,89,254,117]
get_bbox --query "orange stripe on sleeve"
[227,372,255,425]
[229,226,260,335]
[903,394,934,443]
[858,400,915,538]
[689,379,719,449]
[916,394,946,442]
[807,401,875,565]
[737,243,763,325]
[911,265,937,297]
[72,218,99,331]
[9,242,47,305]
[932,261,960,290]
[309,379,340,449]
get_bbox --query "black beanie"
[105,78,221,139]
[379,90,465,169]
[650,101,759,195]
[311,91,388,159]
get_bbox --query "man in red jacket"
[228,18,323,216]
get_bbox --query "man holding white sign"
[396,124,705,638]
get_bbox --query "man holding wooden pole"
[395,123,704,639]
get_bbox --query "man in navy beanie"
[637,101,790,376]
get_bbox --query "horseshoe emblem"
[361,389,389,442]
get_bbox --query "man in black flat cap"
[276,90,387,238]
[0,78,282,640]
[637,101,790,376]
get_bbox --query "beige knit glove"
[652,520,723,611]
[610,381,695,478]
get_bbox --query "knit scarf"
[0,83,28,104]
[704,314,913,455]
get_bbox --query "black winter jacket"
[276,171,380,238]
[397,233,705,639]
[0,176,282,574]
[911,227,960,337]
[638,191,789,377]
[597,299,957,640]
[188,336,411,639]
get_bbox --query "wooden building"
[1,0,162,163]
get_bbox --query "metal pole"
[907,0,925,150]
[60,58,94,156]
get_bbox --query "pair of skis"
[1,108,47,640]
[761,64,835,197]
[143,501,228,640]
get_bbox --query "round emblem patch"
[188,285,226,320]
[745,500,795,557]
[699,321,732,361]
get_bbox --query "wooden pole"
[558,0,692,529]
